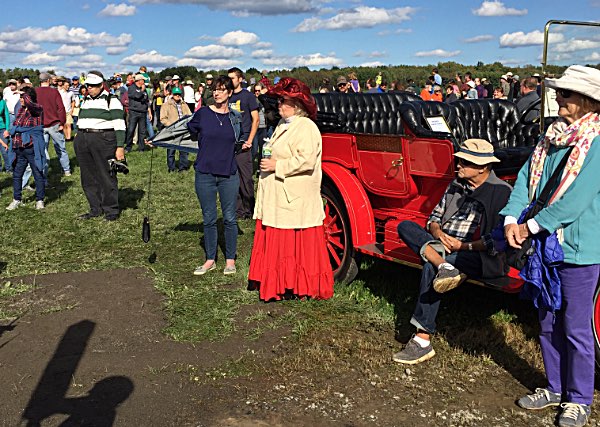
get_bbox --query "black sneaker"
[433,265,467,293]
[517,388,561,410]
[104,214,120,222]
[392,336,435,365]
[559,403,591,427]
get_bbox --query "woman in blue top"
[501,65,600,427]
[187,75,248,276]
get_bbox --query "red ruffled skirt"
[248,220,334,302]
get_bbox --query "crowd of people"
[1,62,599,426]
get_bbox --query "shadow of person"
[21,320,133,427]
[59,377,134,427]
[119,188,145,211]
[0,260,6,274]
[360,259,546,391]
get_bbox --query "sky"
[0,0,598,77]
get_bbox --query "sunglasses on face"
[458,158,478,168]
[557,89,573,99]
[86,83,102,88]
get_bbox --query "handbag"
[506,146,574,270]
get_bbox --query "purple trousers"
[539,263,600,405]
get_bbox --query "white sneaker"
[6,199,22,210]
[64,171,72,177]
[35,201,45,210]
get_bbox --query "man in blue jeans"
[35,72,71,178]
[393,139,512,364]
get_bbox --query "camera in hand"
[108,158,129,176]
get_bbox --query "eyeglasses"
[557,89,573,99]
[458,158,478,167]
[213,88,228,93]
[434,90,442,94]
[86,83,102,88]
[254,90,261,93]
[337,83,347,87]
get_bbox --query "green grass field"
[0,143,544,375]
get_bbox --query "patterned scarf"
[528,112,600,204]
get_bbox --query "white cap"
[506,71,513,76]
[172,74,180,80]
[467,80,476,88]
[501,74,507,80]
[85,73,103,85]
[545,65,600,102]
[186,80,193,85]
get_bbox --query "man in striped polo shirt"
[74,70,126,221]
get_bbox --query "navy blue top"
[228,89,259,137]
[188,107,237,176]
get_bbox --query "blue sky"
[0,0,598,76]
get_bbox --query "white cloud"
[121,50,178,67]
[262,53,343,68]
[130,0,316,15]
[500,30,564,48]
[55,44,88,56]
[585,52,600,61]
[106,46,128,55]
[472,1,527,16]
[0,41,41,53]
[175,58,241,69]
[554,39,600,53]
[0,26,132,47]
[360,61,384,67]
[22,52,63,65]
[464,34,494,43]
[353,50,387,58]
[99,3,137,16]
[414,49,461,58]
[293,6,416,32]
[499,58,526,65]
[65,54,107,68]
[254,41,272,49]
[377,28,412,36]
[185,44,244,59]
[219,30,259,45]
[251,49,274,58]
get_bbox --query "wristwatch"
[468,242,473,251]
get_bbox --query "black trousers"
[74,131,119,216]
[235,148,255,218]
[125,111,147,151]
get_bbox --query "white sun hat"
[545,65,600,102]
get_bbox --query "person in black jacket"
[124,74,150,152]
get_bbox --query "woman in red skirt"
[248,78,334,301]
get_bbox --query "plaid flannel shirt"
[12,94,43,149]
[427,181,484,242]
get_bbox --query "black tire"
[321,182,359,284]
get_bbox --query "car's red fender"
[322,162,376,247]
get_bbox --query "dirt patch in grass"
[0,268,596,427]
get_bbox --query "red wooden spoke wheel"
[321,183,358,284]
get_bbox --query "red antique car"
[313,92,600,361]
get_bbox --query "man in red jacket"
[35,72,70,177]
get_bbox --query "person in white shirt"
[58,77,76,141]
[3,79,21,121]
[183,80,195,113]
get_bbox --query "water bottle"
[262,138,272,159]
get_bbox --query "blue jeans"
[0,132,10,172]
[44,123,70,174]
[12,146,44,201]
[397,220,482,334]
[167,149,189,171]
[195,171,239,260]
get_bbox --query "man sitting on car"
[393,139,512,364]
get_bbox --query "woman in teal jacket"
[501,65,600,427]
[0,92,11,172]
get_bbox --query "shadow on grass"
[358,258,546,391]
[0,261,6,275]
[22,320,133,426]
[174,219,246,261]
[119,188,145,211]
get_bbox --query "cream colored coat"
[253,116,325,229]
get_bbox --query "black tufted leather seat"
[314,92,420,134]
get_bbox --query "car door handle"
[391,155,404,167]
